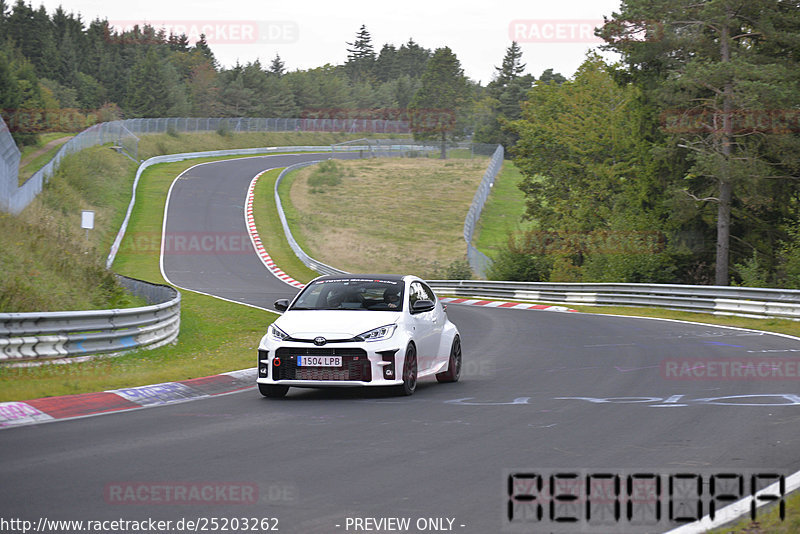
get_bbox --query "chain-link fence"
[464,145,504,278]
[342,138,500,159]
[0,120,140,214]
[0,117,414,215]
[0,116,22,213]
[120,117,409,136]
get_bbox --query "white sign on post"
[81,210,95,229]
[81,210,95,240]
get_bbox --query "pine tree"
[374,43,398,82]
[599,0,800,285]
[538,68,566,85]
[477,43,534,146]
[0,48,21,112]
[56,27,80,87]
[124,48,177,117]
[345,24,375,82]
[409,46,470,158]
[492,41,525,89]
[168,33,190,52]
[396,38,431,78]
[269,53,285,77]
[187,61,218,116]
[261,75,297,116]
[218,65,255,116]
[193,34,217,70]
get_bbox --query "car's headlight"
[357,324,397,342]
[269,323,289,341]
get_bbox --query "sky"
[37,0,624,84]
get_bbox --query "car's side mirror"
[411,299,435,314]
[274,299,289,312]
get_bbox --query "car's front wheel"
[436,335,462,383]
[259,384,289,398]
[396,344,417,396]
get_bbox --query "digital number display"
[504,469,785,533]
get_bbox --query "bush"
[731,251,770,288]
[487,234,553,282]
[216,122,233,138]
[445,259,473,280]
[581,252,678,283]
[307,159,344,193]
[430,258,473,280]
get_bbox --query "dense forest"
[0,1,539,148]
[2,0,799,287]
[489,0,800,288]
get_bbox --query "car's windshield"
[291,278,404,311]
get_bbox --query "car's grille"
[273,348,372,382]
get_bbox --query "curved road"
[2,155,800,533]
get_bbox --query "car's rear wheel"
[395,344,417,396]
[436,335,462,383]
[259,384,289,398]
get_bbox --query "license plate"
[297,356,342,367]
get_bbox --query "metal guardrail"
[274,145,503,279]
[426,279,800,319]
[0,276,180,363]
[4,131,797,368]
[270,143,478,276]
[2,141,432,365]
[274,161,348,277]
[105,144,378,269]
[107,143,427,270]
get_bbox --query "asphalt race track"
[160,153,359,309]
[2,154,800,533]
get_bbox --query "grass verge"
[0,155,285,402]
[473,160,534,259]
[281,156,489,279]
[0,134,398,401]
[1,145,142,312]
[17,133,75,185]
[254,168,319,283]
[565,304,800,338]
[707,490,800,533]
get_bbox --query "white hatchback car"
[257,274,461,398]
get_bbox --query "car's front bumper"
[256,340,405,388]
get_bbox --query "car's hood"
[275,310,402,339]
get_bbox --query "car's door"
[408,281,441,371]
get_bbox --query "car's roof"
[312,274,409,283]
